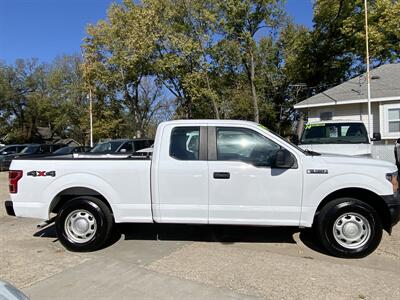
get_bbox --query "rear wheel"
[315,198,382,258]
[55,196,113,252]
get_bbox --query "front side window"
[170,127,200,160]
[21,146,38,154]
[91,141,124,153]
[40,145,51,153]
[119,142,133,153]
[54,147,72,154]
[216,127,281,167]
[133,140,152,152]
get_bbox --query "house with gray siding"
[294,63,400,161]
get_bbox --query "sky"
[0,0,314,64]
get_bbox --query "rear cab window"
[169,127,200,160]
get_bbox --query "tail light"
[9,170,23,194]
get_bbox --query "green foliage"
[0,56,89,144]
[83,0,170,137]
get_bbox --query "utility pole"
[82,47,94,147]
[364,0,372,138]
[88,88,93,147]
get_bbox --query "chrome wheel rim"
[333,213,371,249]
[64,209,97,243]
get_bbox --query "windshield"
[300,123,369,144]
[91,141,125,153]
[54,147,72,154]
[20,145,39,154]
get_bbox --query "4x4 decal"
[27,170,56,177]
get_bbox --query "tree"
[0,59,48,142]
[149,0,221,118]
[0,56,92,144]
[83,0,168,138]
[217,0,285,123]
[47,55,89,144]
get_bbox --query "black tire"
[55,196,114,252]
[315,198,382,258]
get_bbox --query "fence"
[372,144,395,163]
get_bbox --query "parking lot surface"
[0,172,399,299]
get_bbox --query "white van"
[299,120,381,157]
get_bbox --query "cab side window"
[119,142,133,153]
[216,127,281,167]
[1,146,17,155]
[170,127,200,160]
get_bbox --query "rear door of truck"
[151,124,209,223]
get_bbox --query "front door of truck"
[208,126,303,226]
[154,125,209,223]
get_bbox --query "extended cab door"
[152,124,209,223]
[208,126,303,226]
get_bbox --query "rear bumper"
[381,193,400,228]
[5,201,15,216]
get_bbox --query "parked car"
[18,144,67,156]
[1,144,67,171]
[91,139,153,154]
[0,145,29,171]
[52,146,92,155]
[298,120,381,156]
[5,120,400,258]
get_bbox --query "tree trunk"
[205,74,220,119]
[296,111,305,139]
[249,51,259,123]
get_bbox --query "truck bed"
[10,157,153,223]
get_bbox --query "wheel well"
[49,187,113,216]
[315,188,392,233]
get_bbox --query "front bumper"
[382,192,400,228]
[5,201,15,216]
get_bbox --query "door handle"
[213,172,230,179]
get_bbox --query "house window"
[388,108,400,133]
[320,112,333,121]
[380,102,400,138]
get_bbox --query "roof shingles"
[294,63,400,108]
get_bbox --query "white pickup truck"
[5,120,400,258]
[298,120,380,157]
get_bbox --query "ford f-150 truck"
[5,120,400,258]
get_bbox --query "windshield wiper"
[335,139,366,144]
[304,149,321,156]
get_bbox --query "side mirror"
[372,132,381,142]
[120,149,127,153]
[397,138,400,144]
[1,151,7,155]
[274,149,295,169]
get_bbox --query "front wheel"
[315,198,382,258]
[55,196,114,252]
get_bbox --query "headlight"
[386,171,399,193]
